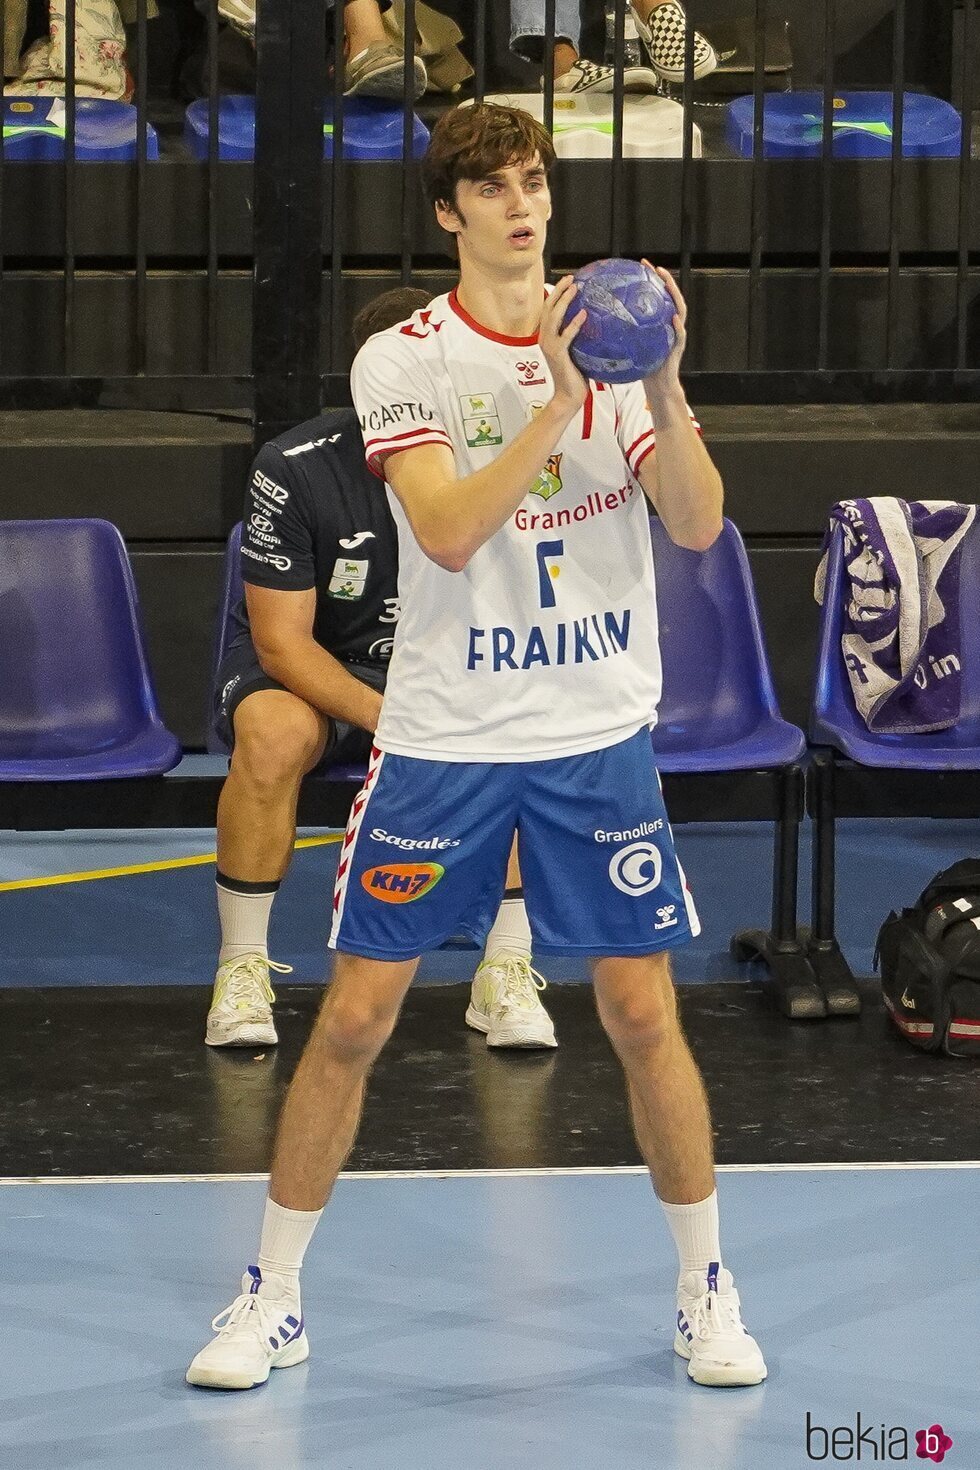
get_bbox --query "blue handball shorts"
[328,728,700,960]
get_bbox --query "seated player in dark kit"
[207,288,557,1053]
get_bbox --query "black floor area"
[3,982,977,1177]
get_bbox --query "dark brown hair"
[351,287,433,350]
[422,103,556,211]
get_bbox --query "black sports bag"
[874,859,980,1057]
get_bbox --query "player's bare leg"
[188,954,417,1388]
[269,953,417,1207]
[467,835,558,1050]
[592,953,766,1386]
[207,690,329,1047]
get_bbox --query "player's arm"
[382,279,588,573]
[245,583,383,734]
[635,266,723,553]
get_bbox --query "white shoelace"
[687,1286,744,1341]
[481,955,548,1015]
[215,955,292,1016]
[210,1288,288,1342]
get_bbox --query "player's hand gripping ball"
[561,258,675,384]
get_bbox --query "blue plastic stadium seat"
[2,96,160,160]
[184,95,429,162]
[811,520,980,768]
[725,91,961,160]
[0,519,180,780]
[651,516,805,771]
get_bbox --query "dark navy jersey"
[234,406,400,666]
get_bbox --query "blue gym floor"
[2,1167,976,1470]
[3,817,978,986]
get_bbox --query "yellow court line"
[0,833,343,893]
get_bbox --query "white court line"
[1,1161,979,1186]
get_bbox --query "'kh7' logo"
[360,862,445,903]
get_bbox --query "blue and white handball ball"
[562,258,676,384]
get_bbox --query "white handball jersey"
[351,289,699,762]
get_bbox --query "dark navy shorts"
[328,728,700,960]
[212,635,387,770]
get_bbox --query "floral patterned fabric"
[4,0,129,100]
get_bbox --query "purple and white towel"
[814,497,976,734]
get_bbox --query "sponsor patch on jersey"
[530,453,563,501]
[459,391,497,418]
[463,414,503,448]
[360,862,445,903]
[328,556,369,601]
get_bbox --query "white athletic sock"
[257,1198,323,1294]
[216,876,278,966]
[661,1190,721,1279]
[482,896,532,964]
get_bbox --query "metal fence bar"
[134,0,148,373]
[473,0,486,102]
[747,0,768,369]
[956,0,976,370]
[885,0,906,367]
[206,0,220,373]
[542,0,555,144]
[252,0,325,450]
[64,0,77,374]
[328,0,345,372]
[608,0,626,257]
[679,0,696,301]
[817,0,836,370]
[399,0,417,286]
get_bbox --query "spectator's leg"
[510,0,580,79]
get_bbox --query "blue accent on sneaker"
[268,1335,278,1348]
[707,1262,719,1293]
[284,1314,299,1329]
[677,1309,693,1342]
[247,1265,262,1294]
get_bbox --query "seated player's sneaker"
[630,1,717,83]
[674,1263,767,1387]
[465,954,558,1049]
[205,953,291,1048]
[551,58,661,94]
[186,1265,308,1390]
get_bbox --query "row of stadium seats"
[2,515,980,1018]
[2,90,961,162]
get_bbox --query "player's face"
[440,156,551,275]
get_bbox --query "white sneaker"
[205,953,291,1048]
[675,1264,767,1387]
[551,58,661,94]
[465,954,558,1049]
[186,1266,308,1390]
[631,1,718,83]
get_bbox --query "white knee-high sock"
[482,892,532,964]
[660,1190,721,1278]
[216,874,279,965]
[257,1198,322,1296]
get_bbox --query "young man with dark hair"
[188,103,766,1393]
[207,284,556,1053]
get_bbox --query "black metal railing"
[0,0,976,429]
